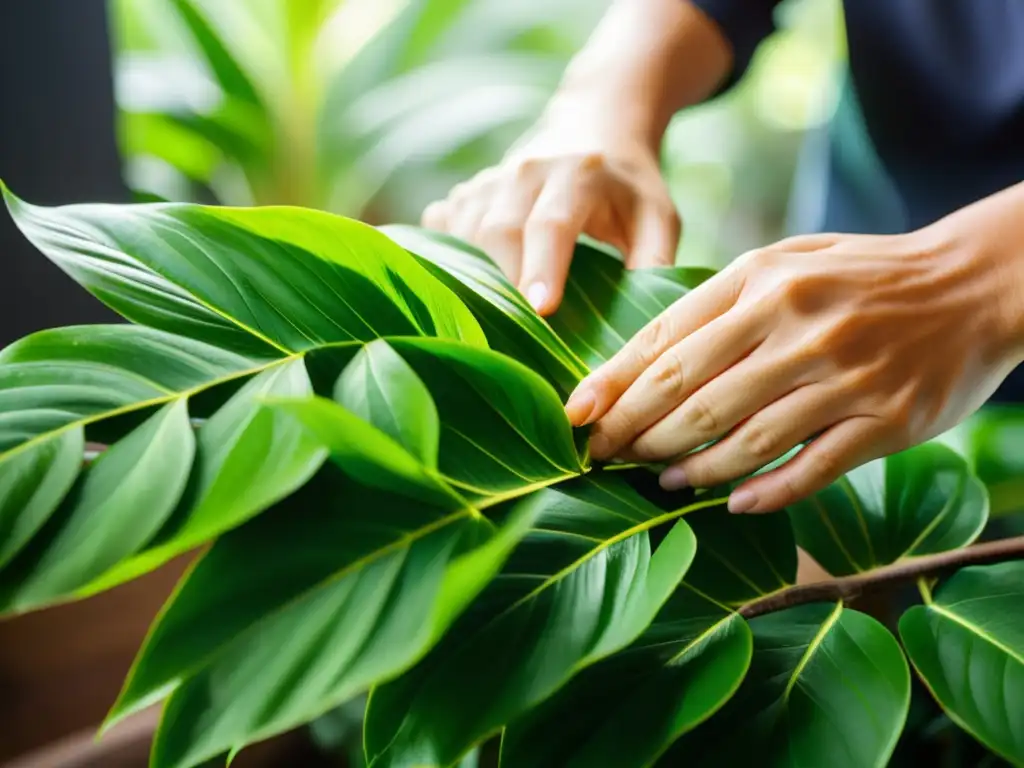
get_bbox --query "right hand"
[421,126,681,316]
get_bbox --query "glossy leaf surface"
[122,388,541,766]
[547,242,712,367]
[333,339,440,467]
[664,602,910,767]
[499,496,796,766]
[4,189,485,356]
[900,562,1024,765]
[382,225,587,395]
[788,443,987,576]
[0,401,194,612]
[364,475,705,768]
[501,587,750,768]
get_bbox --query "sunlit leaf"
[3,190,486,356]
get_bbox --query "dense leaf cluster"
[0,185,1021,767]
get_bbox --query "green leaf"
[664,602,910,767]
[382,338,582,501]
[900,561,1024,765]
[0,400,193,612]
[957,406,1024,516]
[681,495,798,605]
[116,388,540,767]
[0,324,261,452]
[382,225,587,395]
[788,442,988,577]
[499,496,794,767]
[0,324,261,580]
[334,339,440,467]
[2,190,486,356]
[547,242,713,367]
[139,358,327,559]
[364,475,708,768]
[500,588,751,768]
[0,429,83,570]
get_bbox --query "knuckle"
[684,395,720,437]
[635,318,674,358]
[649,346,687,395]
[526,210,574,237]
[576,152,607,174]
[739,247,775,272]
[513,157,544,180]
[742,420,783,462]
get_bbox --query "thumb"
[628,200,681,269]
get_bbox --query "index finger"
[564,265,743,426]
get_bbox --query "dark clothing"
[692,0,1024,401]
[0,0,123,347]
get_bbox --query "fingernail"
[589,431,611,459]
[565,387,597,426]
[659,466,689,491]
[728,489,757,514]
[525,282,548,313]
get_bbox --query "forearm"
[538,0,732,152]
[928,180,1024,359]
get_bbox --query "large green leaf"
[0,429,83,571]
[382,225,587,396]
[0,324,261,579]
[788,442,988,577]
[501,587,750,768]
[382,338,582,500]
[364,475,711,768]
[900,562,1024,765]
[3,189,486,356]
[116,390,544,766]
[664,602,910,767]
[0,400,193,612]
[547,241,713,367]
[499,495,796,767]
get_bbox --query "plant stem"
[739,535,1024,619]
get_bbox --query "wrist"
[926,184,1024,364]
[538,0,731,154]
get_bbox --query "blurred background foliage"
[112,0,845,269]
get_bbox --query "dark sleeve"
[689,0,781,83]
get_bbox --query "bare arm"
[422,0,732,314]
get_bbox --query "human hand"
[565,224,1024,513]
[420,122,680,316]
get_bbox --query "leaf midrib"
[928,603,1024,667]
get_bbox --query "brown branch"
[740,535,1024,619]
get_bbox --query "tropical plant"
[0,183,1023,768]
[113,0,599,221]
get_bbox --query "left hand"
[565,224,1024,513]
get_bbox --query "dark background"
[0,0,121,348]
